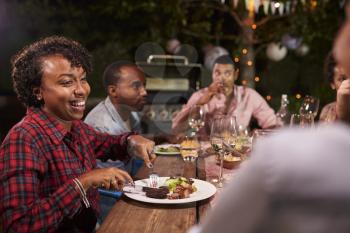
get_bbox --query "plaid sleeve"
[0,129,82,233]
[82,122,137,162]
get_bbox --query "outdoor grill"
[136,55,203,136]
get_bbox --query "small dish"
[216,155,242,169]
[154,144,180,155]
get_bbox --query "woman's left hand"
[127,135,156,168]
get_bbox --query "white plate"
[124,177,217,204]
[154,144,180,155]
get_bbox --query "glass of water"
[180,136,200,162]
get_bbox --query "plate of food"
[123,177,216,204]
[154,144,180,155]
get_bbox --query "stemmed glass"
[188,105,205,137]
[210,117,224,187]
[210,116,236,188]
[299,95,320,119]
[230,125,252,161]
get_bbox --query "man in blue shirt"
[84,61,147,221]
[85,61,147,170]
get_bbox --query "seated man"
[172,55,278,137]
[85,61,147,171]
[84,61,147,221]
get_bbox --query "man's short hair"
[102,61,139,90]
[214,55,235,67]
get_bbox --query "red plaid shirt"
[0,107,133,233]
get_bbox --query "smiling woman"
[37,54,91,129]
[0,36,156,233]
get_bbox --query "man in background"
[85,61,147,170]
[84,61,147,221]
[172,55,277,137]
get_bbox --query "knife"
[122,184,145,194]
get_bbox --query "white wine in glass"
[211,137,223,154]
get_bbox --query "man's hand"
[127,135,156,168]
[197,81,224,106]
[336,79,350,123]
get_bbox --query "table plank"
[134,155,196,180]
[98,199,196,233]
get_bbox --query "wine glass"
[188,105,205,137]
[290,113,314,128]
[231,125,252,160]
[299,95,320,119]
[209,116,237,187]
[210,116,225,187]
[252,129,276,145]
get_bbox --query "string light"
[251,24,257,30]
[234,57,240,62]
[311,0,317,9]
[247,60,253,66]
[254,76,260,82]
[233,0,314,17]
[242,48,248,54]
[247,0,254,19]
[296,93,302,99]
[266,95,272,101]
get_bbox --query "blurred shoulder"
[1,116,43,146]
[84,100,107,121]
[322,102,336,109]
[253,123,350,162]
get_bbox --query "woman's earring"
[37,96,42,101]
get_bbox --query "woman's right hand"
[77,167,133,191]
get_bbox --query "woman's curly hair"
[11,36,92,107]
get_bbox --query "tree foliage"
[1,0,346,111]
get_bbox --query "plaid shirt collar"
[27,107,82,145]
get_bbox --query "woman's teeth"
[71,101,85,107]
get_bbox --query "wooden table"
[98,155,211,233]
